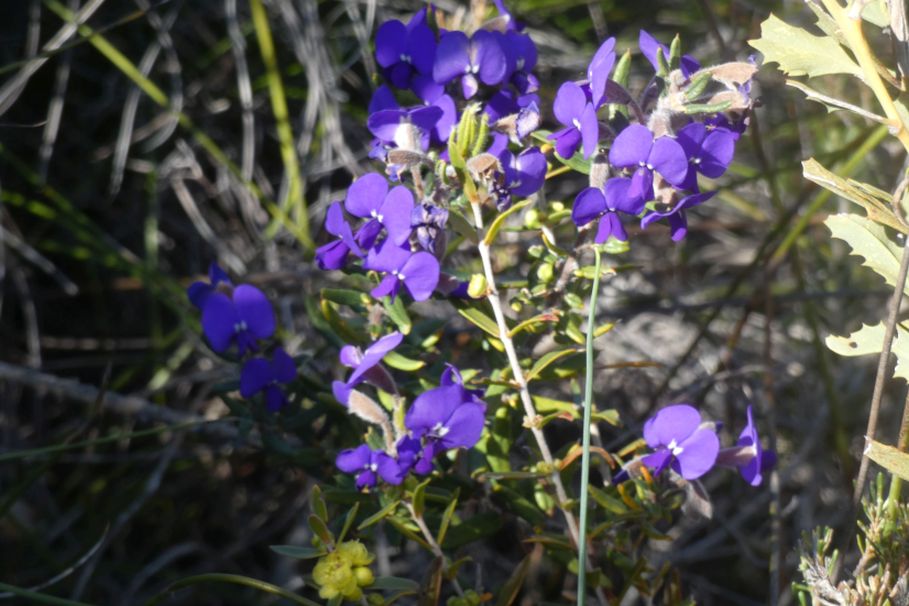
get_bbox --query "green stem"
[0,582,98,606]
[577,246,603,606]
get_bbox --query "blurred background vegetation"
[1,0,905,603]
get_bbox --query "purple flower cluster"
[315,1,550,298]
[616,404,775,486]
[563,30,754,242]
[188,263,295,412]
[335,358,487,490]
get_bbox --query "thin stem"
[405,502,464,597]
[470,201,578,541]
[469,201,607,606]
[577,247,603,606]
[853,239,909,506]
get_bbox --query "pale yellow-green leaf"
[804,159,905,233]
[866,439,909,481]
[825,213,909,293]
[826,322,909,381]
[748,13,862,78]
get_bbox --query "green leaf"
[826,322,909,381]
[495,552,532,606]
[308,514,334,546]
[484,199,532,246]
[311,485,328,521]
[337,501,360,543]
[532,395,577,414]
[269,545,326,560]
[448,208,479,243]
[436,490,460,546]
[321,288,368,308]
[748,13,862,78]
[383,351,425,372]
[370,576,421,591]
[525,348,583,382]
[456,305,501,338]
[412,478,431,519]
[866,439,909,480]
[825,213,909,294]
[383,295,412,335]
[358,500,400,530]
[803,159,906,233]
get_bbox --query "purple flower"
[639,30,700,78]
[433,30,507,98]
[188,263,232,310]
[640,190,716,241]
[240,347,296,412]
[484,91,540,141]
[315,202,363,270]
[572,177,644,243]
[332,332,403,406]
[491,0,519,32]
[405,367,486,452]
[735,406,775,486]
[411,202,449,254]
[587,37,616,108]
[500,31,538,94]
[364,241,440,302]
[608,124,688,206]
[336,444,407,489]
[549,81,598,159]
[705,114,747,141]
[368,85,399,115]
[201,284,275,356]
[343,173,414,250]
[367,105,443,155]
[395,435,437,475]
[375,11,437,92]
[497,145,546,201]
[641,404,719,480]
[675,122,736,191]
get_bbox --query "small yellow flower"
[312,541,376,602]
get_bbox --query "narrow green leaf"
[447,208,479,243]
[308,514,334,546]
[456,305,501,338]
[437,490,460,546]
[748,13,862,78]
[525,348,582,382]
[269,545,326,560]
[358,500,400,530]
[383,296,413,335]
[383,351,425,372]
[337,502,360,543]
[867,440,909,480]
[386,515,431,550]
[311,485,328,521]
[321,288,368,308]
[804,159,907,233]
[412,478,431,519]
[484,199,532,245]
[495,553,532,606]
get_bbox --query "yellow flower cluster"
[312,540,375,601]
